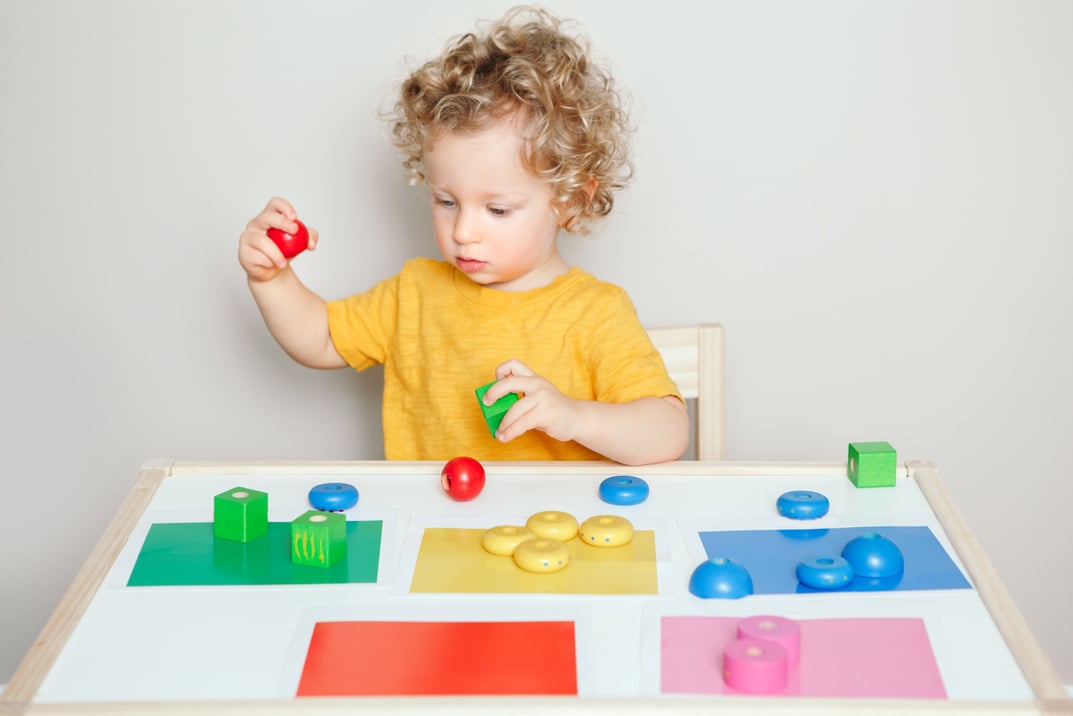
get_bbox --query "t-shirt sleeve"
[585,288,683,405]
[325,272,400,372]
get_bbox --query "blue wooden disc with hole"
[598,475,650,505]
[308,482,359,511]
[776,490,830,520]
[796,555,855,589]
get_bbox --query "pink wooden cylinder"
[723,638,789,694]
[737,615,801,666]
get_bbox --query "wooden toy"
[841,532,904,578]
[474,381,518,437]
[480,525,536,556]
[266,219,309,259]
[525,511,578,541]
[291,510,347,568]
[737,616,801,666]
[723,638,789,694]
[213,487,268,543]
[776,490,829,519]
[796,556,855,590]
[513,538,570,573]
[308,482,359,511]
[578,515,634,547]
[847,441,897,487]
[441,456,485,501]
[688,557,754,599]
[598,475,649,505]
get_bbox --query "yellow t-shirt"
[326,258,680,461]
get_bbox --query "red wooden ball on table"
[441,456,486,501]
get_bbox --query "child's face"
[425,116,566,292]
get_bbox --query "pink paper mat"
[662,615,947,698]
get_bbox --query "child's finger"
[494,358,533,380]
[264,196,298,220]
[495,399,537,442]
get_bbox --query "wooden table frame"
[2,459,1070,715]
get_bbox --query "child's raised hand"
[484,359,579,443]
[238,197,319,282]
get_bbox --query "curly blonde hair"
[390,6,632,235]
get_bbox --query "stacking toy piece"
[291,510,347,568]
[525,511,579,541]
[688,557,754,599]
[776,490,829,520]
[475,381,519,437]
[737,615,801,666]
[796,555,855,590]
[723,638,789,694]
[266,219,309,259]
[847,441,897,488]
[481,525,536,557]
[578,515,634,547]
[598,475,650,505]
[308,482,359,511]
[841,532,904,578]
[440,456,486,501]
[213,487,268,543]
[513,538,570,573]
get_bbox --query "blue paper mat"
[697,525,971,593]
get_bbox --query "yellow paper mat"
[410,527,658,594]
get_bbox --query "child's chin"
[459,266,502,286]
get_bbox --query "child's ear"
[555,180,600,230]
[584,178,598,201]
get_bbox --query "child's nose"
[453,210,479,244]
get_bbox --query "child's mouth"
[456,257,486,273]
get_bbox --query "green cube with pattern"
[291,510,347,568]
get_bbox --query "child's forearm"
[572,396,689,466]
[248,269,345,369]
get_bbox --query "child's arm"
[484,360,690,465]
[238,197,346,369]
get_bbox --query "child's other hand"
[485,359,578,443]
[238,196,320,282]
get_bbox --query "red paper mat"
[297,620,578,696]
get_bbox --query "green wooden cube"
[475,381,519,437]
[847,441,897,488]
[291,510,347,568]
[213,487,268,542]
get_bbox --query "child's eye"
[436,197,456,208]
[488,206,511,217]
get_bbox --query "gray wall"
[2,0,1071,687]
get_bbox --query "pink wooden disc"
[723,638,789,694]
[737,615,801,666]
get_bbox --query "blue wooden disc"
[599,475,650,505]
[308,482,359,511]
[796,555,855,589]
[776,490,830,520]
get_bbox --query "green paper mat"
[127,521,382,586]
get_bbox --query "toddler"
[238,6,688,465]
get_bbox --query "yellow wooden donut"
[481,525,536,557]
[525,510,578,541]
[513,538,571,573]
[578,515,634,548]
